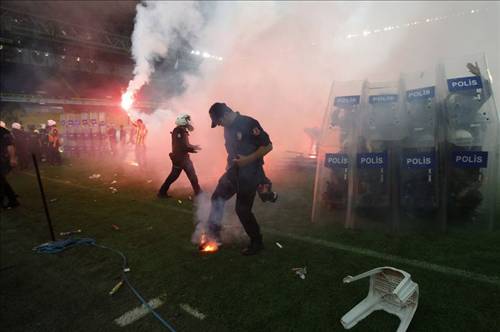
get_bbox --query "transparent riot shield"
[440,54,499,230]
[351,81,407,230]
[74,116,82,158]
[399,69,440,230]
[312,81,364,226]
[81,112,91,156]
[89,112,99,158]
[98,112,107,156]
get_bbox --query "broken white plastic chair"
[341,266,419,332]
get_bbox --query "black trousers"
[208,167,262,243]
[0,171,17,206]
[159,155,201,195]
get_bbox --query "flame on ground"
[198,234,219,253]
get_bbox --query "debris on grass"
[108,186,118,194]
[177,200,182,204]
[59,229,82,236]
[49,198,58,203]
[109,280,123,295]
[112,224,120,231]
[147,179,153,183]
[180,303,206,320]
[88,174,101,179]
[110,180,117,184]
[292,266,307,280]
[123,268,130,273]
[276,242,283,249]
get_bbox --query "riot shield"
[352,81,407,230]
[440,54,499,230]
[399,69,440,230]
[312,81,364,226]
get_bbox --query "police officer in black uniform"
[1,125,19,209]
[158,113,201,198]
[204,102,273,255]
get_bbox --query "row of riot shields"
[312,54,499,232]
[59,112,109,157]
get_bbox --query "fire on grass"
[198,234,219,253]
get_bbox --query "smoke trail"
[125,1,203,99]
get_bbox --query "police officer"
[1,124,19,209]
[11,123,30,170]
[158,113,201,198]
[204,102,273,255]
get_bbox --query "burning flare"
[121,91,135,111]
[198,234,219,253]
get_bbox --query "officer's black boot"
[241,236,263,256]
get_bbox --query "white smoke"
[125,1,203,98]
[125,1,499,244]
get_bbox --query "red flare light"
[121,91,134,111]
[198,234,219,253]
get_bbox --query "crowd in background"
[0,119,62,169]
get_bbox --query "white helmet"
[47,119,56,126]
[12,122,21,130]
[175,113,191,126]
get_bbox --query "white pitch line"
[264,228,500,287]
[114,297,164,327]
[180,303,207,320]
[25,173,500,287]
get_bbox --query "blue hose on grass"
[33,238,177,332]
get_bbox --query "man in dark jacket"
[202,102,273,255]
[1,126,19,209]
[158,113,201,198]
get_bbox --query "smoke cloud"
[124,1,499,233]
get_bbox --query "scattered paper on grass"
[180,303,206,320]
[292,267,307,280]
[112,224,120,230]
[276,242,283,249]
[60,229,82,236]
[110,180,117,184]
[49,198,58,203]
[88,174,101,179]
[177,200,182,204]
[109,280,123,295]
[114,297,164,327]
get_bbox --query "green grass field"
[1,159,500,332]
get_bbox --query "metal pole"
[32,154,55,241]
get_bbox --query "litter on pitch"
[276,242,283,249]
[88,174,101,179]
[59,229,82,236]
[341,266,419,332]
[292,266,307,279]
